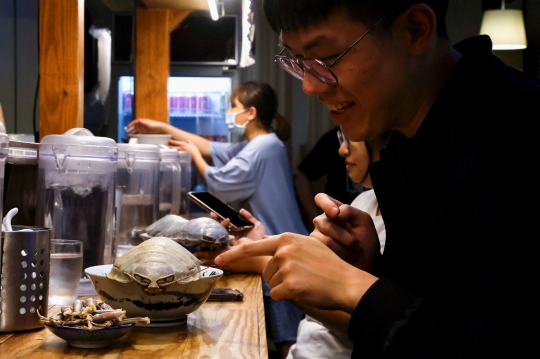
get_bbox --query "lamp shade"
[480,9,527,50]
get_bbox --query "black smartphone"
[188,191,254,231]
[207,288,244,302]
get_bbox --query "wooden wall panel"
[135,8,169,123]
[39,0,84,139]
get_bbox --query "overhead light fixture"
[479,0,527,50]
[208,0,219,21]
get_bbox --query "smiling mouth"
[327,102,355,113]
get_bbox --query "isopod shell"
[107,237,202,285]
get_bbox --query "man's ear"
[401,4,437,56]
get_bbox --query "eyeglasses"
[337,130,350,149]
[274,12,392,86]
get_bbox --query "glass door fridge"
[117,75,233,143]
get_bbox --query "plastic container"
[178,150,192,218]
[36,128,118,278]
[0,226,50,332]
[115,141,161,259]
[157,145,181,219]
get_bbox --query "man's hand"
[215,232,378,314]
[311,193,381,272]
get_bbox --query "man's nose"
[302,70,333,96]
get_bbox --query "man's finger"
[314,193,341,218]
[215,235,279,265]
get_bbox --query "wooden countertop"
[0,274,268,359]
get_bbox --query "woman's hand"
[126,118,168,134]
[169,139,200,158]
[211,208,267,243]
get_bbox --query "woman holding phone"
[126,81,307,359]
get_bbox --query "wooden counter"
[0,274,268,359]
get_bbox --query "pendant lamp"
[479,0,527,50]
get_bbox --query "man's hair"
[263,0,448,38]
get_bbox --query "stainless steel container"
[0,226,50,332]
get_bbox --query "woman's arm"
[127,118,212,157]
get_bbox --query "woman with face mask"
[127,81,307,358]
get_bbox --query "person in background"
[294,126,359,232]
[287,130,388,359]
[127,81,306,359]
[214,0,538,358]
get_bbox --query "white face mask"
[225,109,249,137]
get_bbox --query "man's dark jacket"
[348,35,538,358]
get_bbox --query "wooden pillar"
[135,8,190,123]
[39,0,84,139]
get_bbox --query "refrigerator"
[117,75,234,143]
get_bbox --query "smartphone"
[188,191,254,231]
[207,288,244,302]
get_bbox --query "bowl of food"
[127,134,172,145]
[85,237,223,327]
[38,298,149,348]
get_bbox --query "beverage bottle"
[123,92,133,113]
[186,92,196,115]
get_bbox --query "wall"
[0,0,39,135]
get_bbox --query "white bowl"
[84,264,223,327]
[128,134,172,145]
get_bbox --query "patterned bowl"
[45,323,134,348]
[84,264,223,327]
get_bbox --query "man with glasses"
[216,1,537,358]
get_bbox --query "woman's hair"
[231,81,291,141]
[263,0,448,38]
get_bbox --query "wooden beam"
[39,0,84,139]
[134,7,171,123]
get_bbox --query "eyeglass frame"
[337,130,350,149]
[274,11,394,85]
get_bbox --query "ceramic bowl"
[127,134,172,145]
[45,323,134,348]
[84,264,223,327]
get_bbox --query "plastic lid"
[158,145,180,163]
[39,128,117,158]
[178,150,191,162]
[117,142,161,161]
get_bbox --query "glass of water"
[48,239,83,306]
